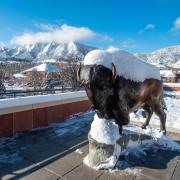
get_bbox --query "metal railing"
[0,87,83,99]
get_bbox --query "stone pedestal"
[83,114,152,170]
[83,114,121,169]
[88,134,116,167]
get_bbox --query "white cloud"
[98,34,113,41]
[11,24,108,45]
[145,24,155,30]
[171,17,180,32]
[121,38,136,48]
[0,42,5,47]
[139,23,155,34]
[38,23,58,31]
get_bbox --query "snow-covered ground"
[83,108,180,170]
[130,97,180,130]
[0,110,179,174]
[0,111,94,164]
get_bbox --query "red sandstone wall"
[0,100,91,138]
[1,85,179,138]
[163,86,180,91]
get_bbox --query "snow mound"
[84,48,161,82]
[84,114,121,169]
[85,118,180,171]
[89,114,120,145]
[124,125,180,152]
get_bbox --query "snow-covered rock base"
[83,114,121,169]
[83,114,180,171]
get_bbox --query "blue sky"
[0,0,180,53]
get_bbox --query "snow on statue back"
[84,47,161,82]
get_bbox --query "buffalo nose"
[91,105,95,109]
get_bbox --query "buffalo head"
[77,63,116,119]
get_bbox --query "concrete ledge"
[163,83,180,91]
[0,91,88,115]
[0,91,91,138]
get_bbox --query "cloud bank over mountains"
[171,17,180,32]
[11,24,109,46]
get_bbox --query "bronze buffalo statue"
[77,49,166,134]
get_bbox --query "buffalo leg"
[141,105,153,129]
[153,103,166,134]
[118,125,122,135]
[113,109,130,135]
[114,117,123,135]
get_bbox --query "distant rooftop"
[23,63,62,73]
[160,70,176,77]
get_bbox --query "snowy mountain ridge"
[0,43,180,68]
[135,45,180,68]
[0,41,95,62]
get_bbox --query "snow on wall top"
[84,48,161,82]
[23,63,62,73]
[0,91,86,109]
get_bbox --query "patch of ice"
[54,111,94,136]
[0,153,23,164]
[84,48,160,82]
[0,137,23,164]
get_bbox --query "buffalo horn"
[76,63,81,82]
[112,63,116,79]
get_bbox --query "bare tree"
[0,65,6,99]
[60,58,81,90]
[30,71,42,90]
